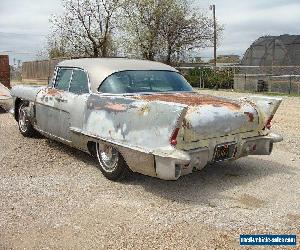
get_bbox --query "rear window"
[98,70,193,94]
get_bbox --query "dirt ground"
[0,90,299,249]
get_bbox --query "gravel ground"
[0,90,299,249]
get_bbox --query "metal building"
[233,35,300,94]
[241,34,300,66]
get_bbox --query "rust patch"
[104,102,127,111]
[139,105,150,115]
[244,112,254,122]
[182,118,191,129]
[47,88,61,97]
[0,92,8,97]
[133,93,241,110]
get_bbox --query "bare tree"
[122,0,170,60]
[122,0,223,64]
[47,32,70,59]
[161,3,218,65]
[49,0,123,58]
[47,0,222,63]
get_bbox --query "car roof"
[57,58,178,93]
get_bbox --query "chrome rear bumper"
[154,133,282,180]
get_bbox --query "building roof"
[58,58,177,92]
[241,34,300,66]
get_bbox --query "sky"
[1,0,300,64]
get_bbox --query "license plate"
[213,142,237,162]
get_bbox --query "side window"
[69,70,89,94]
[55,68,72,91]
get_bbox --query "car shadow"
[44,138,97,164]
[123,157,298,206]
[44,139,298,206]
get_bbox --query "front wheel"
[95,143,130,181]
[18,102,36,137]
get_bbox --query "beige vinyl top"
[58,58,178,93]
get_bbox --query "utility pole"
[210,4,217,67]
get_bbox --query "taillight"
[264,115,274,130]
[170,128,180,146]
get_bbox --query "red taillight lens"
[264,115,274,130]
[170,128,180,146]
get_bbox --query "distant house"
[216,55,240,64]
[192,56,204,63]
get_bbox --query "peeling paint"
[244,112,254,122]
[182,118,191,129]
[138,105,150,116]
[133,93,241,110]
[104,102,128,111]
[46,88,61,97]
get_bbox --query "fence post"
[289,75,292,95]
[233,66,236,90]
[199,71,202,89]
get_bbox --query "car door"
[35,67,73,139]
[57,68,90,142]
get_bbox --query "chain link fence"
[10,60,300,95]
[233,66,300,94]
[179,65,300,95]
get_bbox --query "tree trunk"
[142,50,154,60]
[166,44,172,65]
[148,52,154,61]
[101,40,107,57]
[93,45,99,57]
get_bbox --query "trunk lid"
[183,99,259,141]
[133,92,260,141]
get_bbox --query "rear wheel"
[95,143,130,181]
[18,102,36,137]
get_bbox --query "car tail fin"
[243,96,282,129]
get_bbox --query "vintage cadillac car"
[7,58,283,180]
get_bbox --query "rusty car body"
[8,58,283,180]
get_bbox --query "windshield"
[98,70,193,94]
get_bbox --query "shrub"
[184,67,234,89]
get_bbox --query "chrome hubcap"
[96,144,119,172]
[19,105,29,133]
